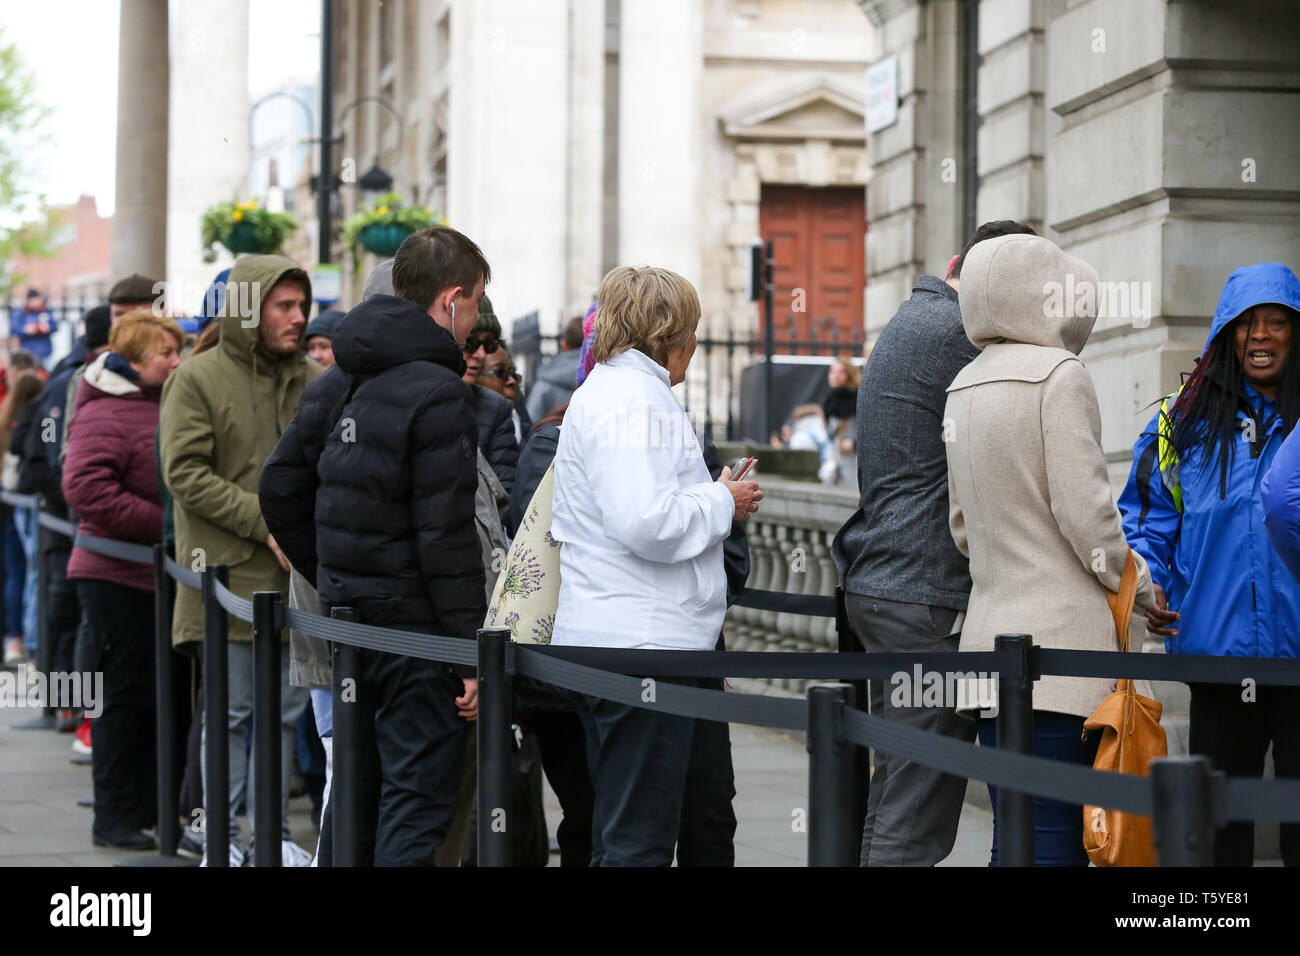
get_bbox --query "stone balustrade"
[726,476,857,697]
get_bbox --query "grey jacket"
[832,275,978,610]
[524,349,580,421]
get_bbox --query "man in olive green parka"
[159,254,322,865]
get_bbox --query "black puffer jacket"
[259,364,348,588]
[311,294,485,646]
[473,383,518,494]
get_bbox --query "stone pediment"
[720,74,866,143]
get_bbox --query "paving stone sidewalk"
[1,698,993,867]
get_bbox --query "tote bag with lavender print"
[485,460,561,644]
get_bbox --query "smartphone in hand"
[725,456,758,482]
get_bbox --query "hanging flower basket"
[358,223,413,257]
[343,192,445,266]
[200,199,298,263]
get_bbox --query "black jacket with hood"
[307,294,485,649]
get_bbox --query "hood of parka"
[957,233,1099,355]
[218,254,313,369]
[331,293,467,378]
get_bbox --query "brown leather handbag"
[1082,549,1166,867]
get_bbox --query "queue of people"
[8,215,1299,870]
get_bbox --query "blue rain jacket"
[1262,424,1300,585]
[1119,262,1300,658]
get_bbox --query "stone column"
[617,0,703,283]
[448,0,570,330]
[112,0,170,283]
[860,0,968,339]
[166,0,250,313]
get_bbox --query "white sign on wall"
[866,56,899,134]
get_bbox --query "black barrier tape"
[0,491,39,510]
[1225,778,1300,822]
[1037,648,1300,688]
[164,555,203,591]
[73,531,154,566]
[515,646,807,732]
[732,587,837,617]
[8,495,1298,826]
[841,708,1154,816]
[283,606,477,668]
[213,579,255,623]
[36,511,78,538]
[527,644,1022,680]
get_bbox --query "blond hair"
[109,309,185,365]
[592,266,700,368]
[833,356,861,390]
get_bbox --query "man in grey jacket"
[832,219,1035,867]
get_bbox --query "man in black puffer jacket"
[264,226,490,866]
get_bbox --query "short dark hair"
[563,315,585,350]
[950,220,1037,279]
[391,226,491,311]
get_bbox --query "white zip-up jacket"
[551,348,735,650]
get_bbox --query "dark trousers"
[77,579,157,836]
[2,509,24,636]
[677,675,737,866]
[977,711,1099,867]
[359,648,466,866]
[1189,682,1300,867]
[847,594,976,866]
[532,710,595,866]
[578,679,697,867]
[46,547,79,675]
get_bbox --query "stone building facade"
[330,0,873,349]
[861,0,1300,488]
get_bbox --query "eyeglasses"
[481,367,522,388]
[462,335,500,356]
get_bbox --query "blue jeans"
[2,510,26,638]
[311,687,333,738]
[977,711,1099,867]
[14,507,40,656]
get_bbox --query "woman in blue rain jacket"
[1118,261,1300,867]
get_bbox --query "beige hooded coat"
[944,234,1156,719]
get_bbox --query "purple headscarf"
[575,300,599,387]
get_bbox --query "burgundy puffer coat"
[63,352,164,591]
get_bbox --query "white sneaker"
[200,839,246,868]
[71,738,92,756]
[281,839,314,867]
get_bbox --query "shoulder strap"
[1107,549,1139,653]
[1156,386,1185,514]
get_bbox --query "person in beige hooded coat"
[943,233,1156,866]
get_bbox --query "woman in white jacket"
[944,233,1156,866]
[550,265,761,866]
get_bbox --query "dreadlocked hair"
[1164,308,1300,499]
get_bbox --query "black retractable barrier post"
[477,628,512,867]
[252,591,284,867]
[1151,757,1217,867]
[995,634,1034,867]
[35,498,53,720]
[202,566,230,866]
[808,682,857,866]
[154,545,180,856]
[331,607,360,867]
[834,587,870,847]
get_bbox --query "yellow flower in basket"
[232,209,244,222]
[376,205,389,216]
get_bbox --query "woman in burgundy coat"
[63,310,184,850]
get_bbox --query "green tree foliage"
[0,27,54,298]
